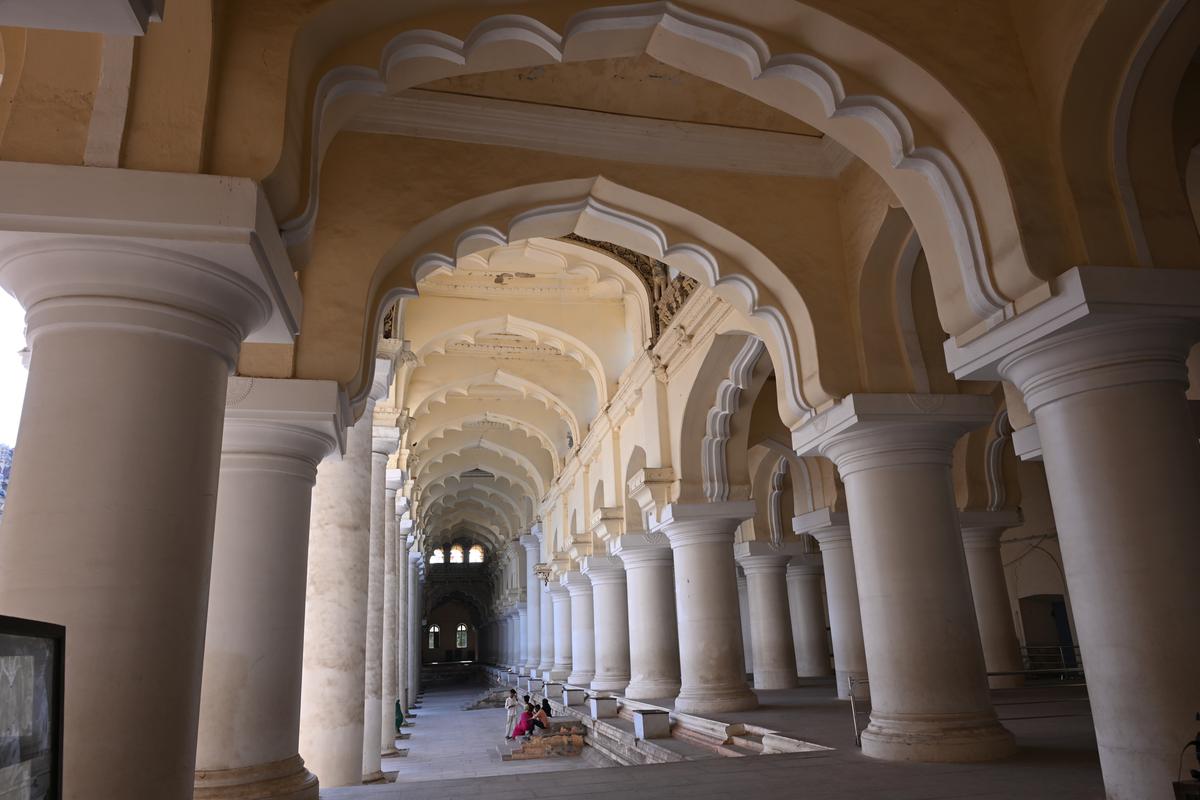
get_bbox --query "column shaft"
[657,504,758,714]
[736,573,754,676]
[298,403,374,787]
[613,535,681,699]
[737,552,798,689]
[538,586,555,676]
[1000,320,1200,797]
[194,380,341,800]
[581,556,631,692]
[805,520,868,699]
[563,574,596,686]
[521,534,542,672]
[395,539,410,712]
[960,518,1024,689]
[549,586,573,682]
[786,559,832,679]
[361,442,389,782]
[380,485,399,755]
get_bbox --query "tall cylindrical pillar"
[807,394,1013,762]
[612,534,681,699]
[361,427,398,782]
[735,547,797,690]
[563,572,595,686]
[736,571,754,676]
[380,475,404,755]
[193,379,342,800]
[0,238,274,799]
[1000,319,1200,798]
[395,529,411,712]
[298,398,376,787]
[657,504,758,714]
[580,556,630,692]
[786,557,832,679]
[538,584,555,677]
[799,512,868,700]
[521,532,543,673]
[960,512,1025,689]
[548,584,573,681]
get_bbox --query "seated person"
[512,704,536,739]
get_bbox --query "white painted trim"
[84,35,134,168]
[701,336,766,502]
[345,89,850,178]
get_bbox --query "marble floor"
[323,678,1104,800]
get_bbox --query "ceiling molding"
[345,89,853,178]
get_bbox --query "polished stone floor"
[323,678,1103,799]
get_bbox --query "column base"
[673,685,758,714]
[589,675,630,693]
[566,671,595,687]
[547,667,570,682]
[362,770,387,784]
[624,678,681,700]
[861,712,1016,763]
[752,670,798,690]
[194,754,318,800]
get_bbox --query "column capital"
[0,163,301,360]
[548,582,570,599]
[519,534,541,554]
[653,501,756,549]
[385,468,405,492]
[579,555,626,585]
[611,532,673,568]
[793,507,852,551]
[734,541,806,575]
[222,378,347,471]
[371,425,401,457]
[793,393,994,477]
[944,265,1200,384]
[959,509,1022,549]
[560,570,593,597]
[785,554,825,579]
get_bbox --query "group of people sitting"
[504,689,552,741]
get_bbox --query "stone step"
[730,733,765,753]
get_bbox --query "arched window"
[449,544,464,564]
[427,625,440,649]
[429,548,444,564]
[455,623,468,648]
[468,545,484,563]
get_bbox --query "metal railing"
[1021,644,1083,673]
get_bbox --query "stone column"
[380,473,404,755]
[655,503,758,714]
[797,393,1013,762]
[193,379,343,800]
[361,425,398,782]
[736,570,754,677]
[408,559,423,704]
[735,543,798,690]
[0,164,296,800]
[960,510,1025,689]
[797,510,868,700]
[563,572,596,686]
[297,392,378,787]
[521,532,543,673]
[612,533,681,699]
[997,317,1200,797]
[538,584,555,677]
[548,584,573,681]
[580,556,630,692]
[395,529,411,712]
[786,557,833,678]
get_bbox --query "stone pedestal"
[798,510,868,700]
[656,503,758,714]
[562,688,587,706]
[548,585,573,682]
[521,531,543,673]
[632,710,671,740]
[590,697,619,719]
[562,572,596,686]
[612,534,681,699]
[0,167,297,799]
[734,544,798,690]
[580,556,631,692]
[796,394,1013,762]
[960,511,1025,689]
[194,379,344,800]
[786,557,833,679]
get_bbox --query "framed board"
[0,615,64,800]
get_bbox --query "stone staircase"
[498,720,588,761]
